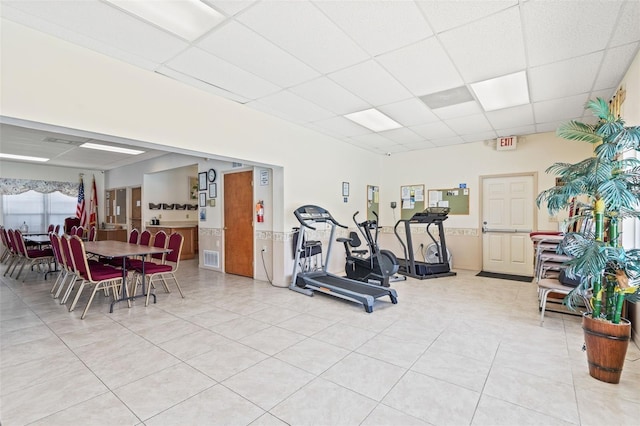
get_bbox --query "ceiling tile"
[522,0,622,67]
[431,136,465,147]
[329,60,412,106]
[485,104,534,129]
[496,125,537,137]
[165,48,281,100]
[249,91,334,124]
[289,77,369,115]
[204,0,257,17]
[529,52,603,102]
[416,0,517,34]
[401,140,437,151]
[438,7,525,82]
[197,21,319,88]
[348,133,396,148]
[462,131,497,143]
[377,37,464,96]
[155,66,250,103]
[411,121,456,140]
[445,114,493,135]
[315,1,433,56]
[379,128,424,145]
[593,43,640,91]
[533,94,589,124]
[610,0,640,47]
[311,116,371,138]
[236,1,369,74]
[3,0,188,63]
[378,98,439,127]
[432,101,482,120]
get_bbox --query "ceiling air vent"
[43,137,80,145]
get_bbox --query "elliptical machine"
[337,211,400,288]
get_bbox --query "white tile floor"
[1,260,639,425]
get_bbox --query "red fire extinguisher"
[256,200,264,223]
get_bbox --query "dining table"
[83,240,171,312]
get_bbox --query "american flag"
[76,177,87,227]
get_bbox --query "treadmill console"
[410,207,450,223]
[295,205,333,223]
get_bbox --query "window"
[2,190,77,233]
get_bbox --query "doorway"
[481,173,536,276]
[131,186,141,231]
[224,170,254,277]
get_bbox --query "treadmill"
[290,205,398,313]
[394,207,457,279]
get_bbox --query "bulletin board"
[400,184,425,220]
[427,187,470,215]
[366,185,380,221]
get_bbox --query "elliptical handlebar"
[293,205,347,230]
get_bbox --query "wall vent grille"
[203,250,220,268]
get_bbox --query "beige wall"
[376,132,593,272]
[619,51,640,342]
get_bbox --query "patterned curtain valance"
[0,178,79,197]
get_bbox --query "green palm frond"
[598,180,639,211]
[556,120,601,144]
[586,98,613,121]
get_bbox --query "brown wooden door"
[131,186,142,231]
[224,171,253,277]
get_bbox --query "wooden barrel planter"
[582,313,631,384]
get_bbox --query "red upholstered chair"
[64,217,81,234]
[138,230,152,246]
[0,227,11,263]
[13,229,54,281]
[49,233,72,298]
[54,224,61,235]
[128,229,140,244]
[88,226,97,242]
[47,224,55,233]
[74,226,85,239]
[3,229,21,276]
[132,232,184,306]
[126,230,165,276]
[67,235,125,319]
[70,226,78,236]
[108,229,140,268]
[59,235,80,304]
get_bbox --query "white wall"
[0,20,382,235]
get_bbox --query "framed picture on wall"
[189,177,198,200]
[209,183,217,199]
[199,192,206,207]
[198,172,207,191]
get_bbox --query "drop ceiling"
[1,0,639,163]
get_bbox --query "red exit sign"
[497,136,517,151]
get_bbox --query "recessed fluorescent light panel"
[344,108,402,132]
[106,0,224,41]
[80,142,144,155]
[420,86,474,109]
[471,71,530,112]
[0,153,49,162]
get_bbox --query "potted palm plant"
[537,97,640,383]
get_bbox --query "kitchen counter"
[146,224,198,260]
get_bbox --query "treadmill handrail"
[294,205,347,230]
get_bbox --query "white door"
[482,175,535,276]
